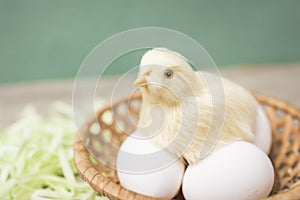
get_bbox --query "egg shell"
[182,142,274,200]
[254,106,272,154]
[116,130,185,199]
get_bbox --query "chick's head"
[134,48,199,105]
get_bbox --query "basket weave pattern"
[74,93,300,200]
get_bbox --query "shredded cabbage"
[0,102,109,200]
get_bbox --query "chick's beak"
[134,75,147,87]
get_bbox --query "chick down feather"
[135,48,259,164]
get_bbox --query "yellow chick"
[134,48,259,164]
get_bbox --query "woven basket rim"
[74,93,300,200]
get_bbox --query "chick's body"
[135,48,259,164]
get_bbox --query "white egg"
[182,142,274,200]
[116,130,185,199]
[254,106,272,154]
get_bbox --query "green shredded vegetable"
[0,102,109,200]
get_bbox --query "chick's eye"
[164,70,174,79]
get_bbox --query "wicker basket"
[74,92,300,200]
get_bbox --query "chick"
[134,48,259,164]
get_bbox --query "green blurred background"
[0,0,299,84]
